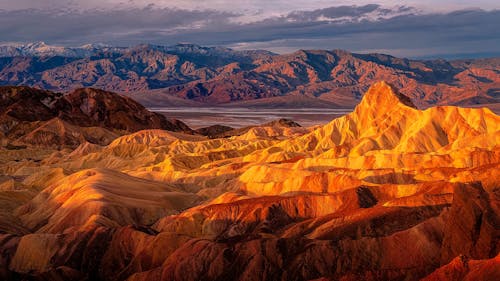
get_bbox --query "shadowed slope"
[0,86,193,147]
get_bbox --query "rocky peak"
[355,81,417,113]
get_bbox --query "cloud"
[3,1,500,13]
[286,4,382,21]
[174,7,500,58]
[0,6,237,45]
[0,3,499,58]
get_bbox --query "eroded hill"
[0,82,499,281]
[0,86,192,148]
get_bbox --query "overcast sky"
[1,1,499,58]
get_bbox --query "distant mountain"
[0,42,273,60]
[0,41,117,57]
[0,43,498,108]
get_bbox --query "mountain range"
[0,81,498,280]
[0,42,498,109]
[0,42,115,58]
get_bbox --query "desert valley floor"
[0,81,499,281]
[150,107,351,128]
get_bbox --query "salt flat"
[150,107,352,128]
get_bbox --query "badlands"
[0,81,499,280]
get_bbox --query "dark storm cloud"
[0,6,237,44]
[213,8,500,58]
[285,4,381,21]
[1,4,499,58]
[206,8,494,43]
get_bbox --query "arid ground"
[0,81,498,280]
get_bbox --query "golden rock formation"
[0,81,499,281]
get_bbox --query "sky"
[0,0,499,58]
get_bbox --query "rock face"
[0,44,498,108]
[62,88,192,132]
[0,86,192,147]
[421,254,500,281]
[195,124,234,138]
[0,81,499,281]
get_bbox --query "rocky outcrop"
[195,125,234,138]
[62,88,192,132]
[422,254,500,281]
[202,118,304,139]
[0,86,193,147]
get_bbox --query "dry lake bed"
[150,107,353,128]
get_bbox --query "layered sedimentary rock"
[0,81,499,280]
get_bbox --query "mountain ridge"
[0,86,192,147]
[0,43,498,108]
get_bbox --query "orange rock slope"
[0,81,499,281]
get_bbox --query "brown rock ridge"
[197,118,303,139]
[0,86,192,147]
